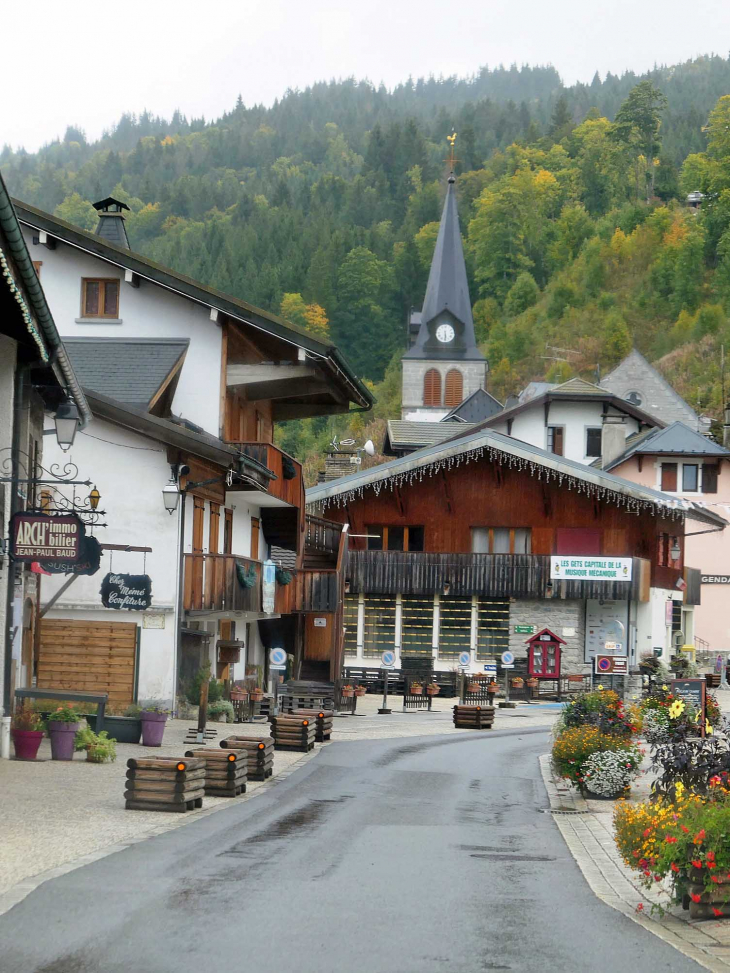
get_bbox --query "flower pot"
[250,692,264,702]
[47,721,82,760]
[230,690,248,702]
[11,728,44,761]
[97,715,142,745]
[341,689,354,699]
[140,712,168,747]
[467,683,480,693]
[427,686,441,696]
[410,686,423,696]
[354,688,367,697]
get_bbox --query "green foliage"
[504,273,539,316]
[75,727,117,762]
[207,700,235,721]
[185,662,223,706]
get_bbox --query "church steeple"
[400,136,488,420]
[403,167,485,362]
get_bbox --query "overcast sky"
[5,0,729,151]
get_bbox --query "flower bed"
[560,688,637,738]
[552,725,641,795]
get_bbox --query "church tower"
[401,140,488,420]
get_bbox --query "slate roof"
[442,387,503,423]
[308,422,726,528]
[63,337,188,409]
[600,349,699,427]
[384,420,478,454]
[403,175,485,362]
[13,199,372,411]
[518,381,556,403]
[597,421,730,471]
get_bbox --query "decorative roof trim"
[0,245,48,361]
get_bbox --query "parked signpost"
[501,650,515,708]
[380,649,395,714]
[270,648,287,715]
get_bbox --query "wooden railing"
[345,552,651,602]
[183,553,340,614]
[226,442,302,506]
[305,514,343,557]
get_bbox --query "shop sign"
[11,512,82,562]
[101,573,152,611]
[40,534,101,576]
[671,678,706,733]
[702,575,730,584]
[551,556,632,581]
[262,559,276,614]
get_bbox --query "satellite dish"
[341,438,356,447]
[363,440,375,456]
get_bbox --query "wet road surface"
[0,727,701,972]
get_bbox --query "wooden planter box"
[291,708,333,742]
[453,704,495,730]
[184,748,247,797]
[687,876,730,919]
[221,734,274,780]
[270,716,317,753]
[124,757,205,813]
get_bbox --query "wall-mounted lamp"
[162,472,181,515]
[670,539,681,562]
[53,399,81,451]
[443,579,451,596]
[88,485,101,510]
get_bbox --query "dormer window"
[82,278,119,318]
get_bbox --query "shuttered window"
[476,600,510,660]
[661,463,678,491]
[444,369,464,407]
[362,596,396,657]
[438,597,472,658]
[343,595,359,655]
[703,465,718,494]
[400,597,434,657]
[423,369,442,406]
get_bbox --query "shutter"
[444,369,464,407]
[702,464,718,494]
[423,369,442,406]
[661,463,678,491]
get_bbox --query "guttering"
[0,180,91,428]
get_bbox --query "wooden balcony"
[183,553,340,615]
[304,514,343,569]
[345,552,652,602]
[226,442,303,507]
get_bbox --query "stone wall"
[508,598,587,675]
[401,358,488,414]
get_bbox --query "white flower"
[641,710,670,744]
[582,750,640,797]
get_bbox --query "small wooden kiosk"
[526,628,565,695]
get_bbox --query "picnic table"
[15,688,108,733]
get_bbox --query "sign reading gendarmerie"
[11,512,82,562]
[101,573,152,611]
[550,556,632,582]
[702,575,730,584]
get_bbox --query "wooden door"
[209,503,220,554]
[224,508,233,554]
[37,619,137,705]
[192,496,205,604]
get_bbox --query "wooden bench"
[15,688,108,733]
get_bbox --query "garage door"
[37,619,137,706]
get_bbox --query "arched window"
[444,369,464,407]
[423,368,442,406]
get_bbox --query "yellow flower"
[676,781,685,797]
[706,720,713,736]
[669,700,685,719]
[662,684,668,690]
[597,684,604,691]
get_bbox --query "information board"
[671,678,707,735]
[550,556,632,582]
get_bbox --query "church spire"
[403,137,485,362]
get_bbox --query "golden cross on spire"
[444,132,459,171]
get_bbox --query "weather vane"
[445,132,459,171]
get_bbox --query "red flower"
[665,836,677,844]
[708,862,717,869]
[681,825,690,833]
[690,893,702,903]
[707,851,716,861]
[692,860,703,869]
[694,829,706,844]
[712,876,721,884]
[654,874,661,882]
[713,908,723,917]
[643,870,650,878]
[635,903,644,913]
[643,828,651,838]
[671,863,680,873]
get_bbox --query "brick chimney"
[92,197,130,249]
[601,414,627,468]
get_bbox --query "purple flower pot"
[140,712,168,747]
[47,721,82,761]
[11,729,44,761]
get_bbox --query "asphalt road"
[0,727,702,973]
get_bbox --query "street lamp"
[670,539,681,562]
[88,485,101,510]
[54,399,81,451]
[162,474,180,515]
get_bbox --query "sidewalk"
[0,696,558,912]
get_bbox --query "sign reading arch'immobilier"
[11,512,82,562]
[550,556,632,582]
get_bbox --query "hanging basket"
[467,682,481,694]
[341,686,355,699]
[275,568,293,586]
[426,684,440,696]
[282,456,297,480]
[236,563,257,589]
[410,683,424,695]
[354,686,367,697]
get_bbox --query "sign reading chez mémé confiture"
[101,573,152,611]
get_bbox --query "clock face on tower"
[435,322,455,343]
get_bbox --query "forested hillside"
[5,55,730,470]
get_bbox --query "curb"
[0,744,323,919]
[539,754,730,973]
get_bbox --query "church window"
[423,369,441,406]
[444,369,464,407]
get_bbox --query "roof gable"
[602,421,730,470]
[600,349,698,427]
[442,387,503,423]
